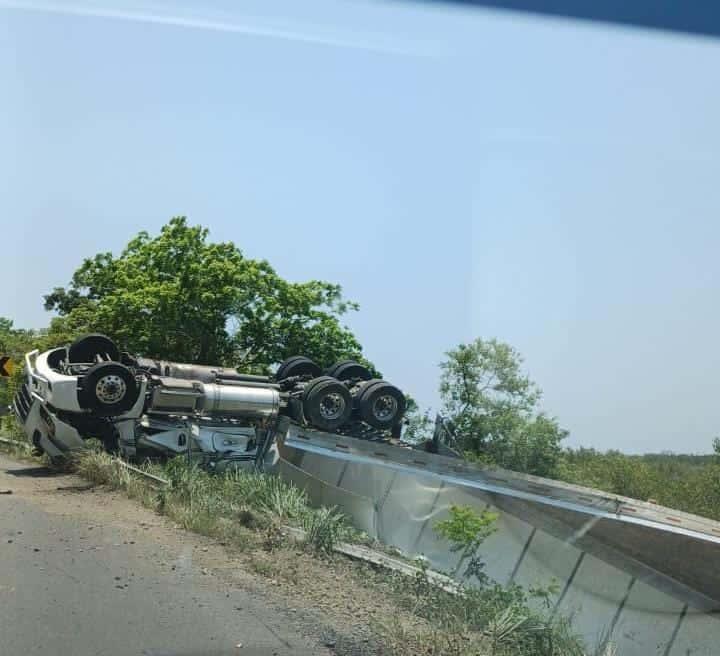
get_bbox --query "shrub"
[302,506,348,555]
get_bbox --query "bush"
[302,506,348,555]
[435,505,498,582]
[558,447,720,521]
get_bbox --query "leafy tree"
[44,217,369,371]
[0,318,38,410]
[435,504,498,582]
[439,338,567,476]
[401,395,434,443]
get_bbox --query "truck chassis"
[13,334,407,470]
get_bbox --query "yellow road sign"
[0,356,15,377]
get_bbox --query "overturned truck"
[12,334,407,469]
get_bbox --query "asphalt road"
[0,454,325,656]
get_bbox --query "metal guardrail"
[282,525,458,593]
[0,436,32,451]
[114,459,170,486]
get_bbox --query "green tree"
[402,395,434,443]
[439,338,567,476]
[435,504,498,582]
[0,318,37,410]
[44,217,368,371]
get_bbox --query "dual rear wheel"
[354,379,406,430]
[276,356,405,431]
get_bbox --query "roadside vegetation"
[557,445,720,521]
[0,415,35,460]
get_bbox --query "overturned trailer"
[12,334,408,469]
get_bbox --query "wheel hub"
[372,394,398,421]
[319,392,346,420]
[95,375,127,404]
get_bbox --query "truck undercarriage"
[13,334,408,469]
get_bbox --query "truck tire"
[326,360,372,382]
[276,355,305,379]
[275,356,321,381]
[68,334,120,364]
[78,362,139,417]
[357,380,406,430]
[302,378,353,431]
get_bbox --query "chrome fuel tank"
[198,383,280,419]
[149,378,280,420]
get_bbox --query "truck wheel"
[275,355,304,380]
[303,378,352,431]
[275,356,321,381]
[68,334,120,363]
[326,360,372,382]
[358,381,406,430]
[78,362,139,417]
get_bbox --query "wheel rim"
[318,392,346,420]
[372,394,398,422]
[95,375,127,404]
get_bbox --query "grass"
[71,448,353,556]
[0,415,39,460]
[302,506,349,555]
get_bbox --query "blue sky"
[2,0,719,453]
